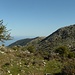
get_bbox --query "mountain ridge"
[9,24,75,51]
[38,24,75,51]
[8,37,45,47]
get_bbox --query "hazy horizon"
[0,36,41,46]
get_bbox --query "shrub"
[68,52,75,58]
[44,59,63,74]
[55,46,69,57]
[61,59,75,75]
[27,45,35,53]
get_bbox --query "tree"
[0,20,11,42]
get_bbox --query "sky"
[0,0,75,38]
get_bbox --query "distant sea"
[0,36,35,46]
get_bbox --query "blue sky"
[0,0,75,37]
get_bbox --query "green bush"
[61,59,75,75]
[44,59,63,74]
[27,45,35,53]
[68,52,75,58]
[55,46,69,57]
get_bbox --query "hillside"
[1,45,74,75]
[9,24,75,51]
[8,38,33,47]
[39,24,75,51]
[8,37,45,47]
[0,25,75,75]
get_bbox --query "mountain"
[9,24,75,51]
[39,24,75,51]
[1,25,75,75]
[26,37,45,47]
[8,37,45,47]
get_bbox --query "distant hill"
[39,24,75,51]
[8,37,45,47]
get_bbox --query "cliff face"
[39,24,75,51]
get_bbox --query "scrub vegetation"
[0,20,75,75]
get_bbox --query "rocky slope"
[39,24,75,51]
[9,24,75,51]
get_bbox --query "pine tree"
[0,20,11,42]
